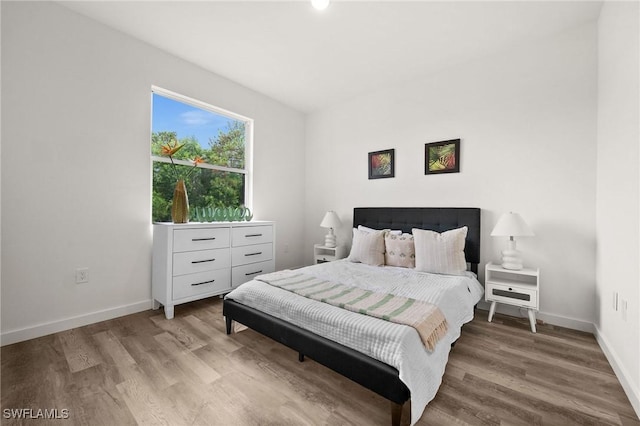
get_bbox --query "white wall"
[0,2,3,337]
[596,0,640,415]
[305,22,598,330]
[1,2,306,344]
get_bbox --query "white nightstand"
[314,244,347,264]
[485,262,540,333]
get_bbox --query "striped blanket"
[255,270,449,351]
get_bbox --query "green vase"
[171,180,189,224]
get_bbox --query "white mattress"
[225,260,484,425]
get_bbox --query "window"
[151,87,252,222]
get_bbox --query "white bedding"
[225,260,484,425]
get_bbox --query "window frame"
[150,86,254,212]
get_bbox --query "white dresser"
[152,221,275,319]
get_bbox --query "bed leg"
[298,353,304,362]
[225,316,232,335]
[391,402,402,426]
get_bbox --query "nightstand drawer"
[232,226,273,247]
[173,228,230,253]
[486,282,537,309]
[173,248,230,276]
[172,269,231,300]
[231,260,275,288]
[232,243,273,266]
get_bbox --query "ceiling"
[59,1,602,113]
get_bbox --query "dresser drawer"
[232,226,273,247]
[173,228,230,253]
[172,269,231,300]
[231,260,275,288]
[232,243,273,266]
[485,282,537,309]
[173,248,230,276]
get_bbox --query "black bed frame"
[223,207,481,425]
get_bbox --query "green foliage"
[151,124,246,222]
[428,143,456,171]
[209,121,246,169]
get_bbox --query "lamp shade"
[320,211,341,229]
[490,212,534,237]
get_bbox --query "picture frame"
[368,149,395,179]
[425,139,460,175]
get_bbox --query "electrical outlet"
[76,268,89,284]
[621,299,628,321]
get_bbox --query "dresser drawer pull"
[245,234,263,238]
[244,252,262,257]
[245,270,263,276]
[191,258,216,264]
[191,279,215,286]
[192,237,216,241]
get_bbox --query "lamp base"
[324,232,337,248]
[501,261,523,270]
[501,249,523,270]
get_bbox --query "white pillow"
[412,226,468,275]
[348,228,385,266]
[357,225,402,235]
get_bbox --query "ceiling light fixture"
[311,0,330,11]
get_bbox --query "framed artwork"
[368,149,395,179]
[425,139,460,175]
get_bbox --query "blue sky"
[152,93,236,149]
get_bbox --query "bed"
[223,207,482,425]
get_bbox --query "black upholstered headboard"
[353,207,481,273]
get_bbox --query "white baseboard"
[594,325,640,419]
[1,299,153,346]
[476,301,594,332]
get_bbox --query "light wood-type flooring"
[2,298,638,425]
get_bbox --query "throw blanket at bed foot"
[255,270,448,351]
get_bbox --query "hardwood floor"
[2,298,638,426]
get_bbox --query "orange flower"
[192,156,206,166]
[183,155,207,179]
[159,140,203,181]
[161,142,184,157]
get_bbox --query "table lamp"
[320,211,342,248]
[490,212,534,270]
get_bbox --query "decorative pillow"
[412,226,468,275]
[384,233,415,268]
[358,225,402,235]
[348,228,385,266]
